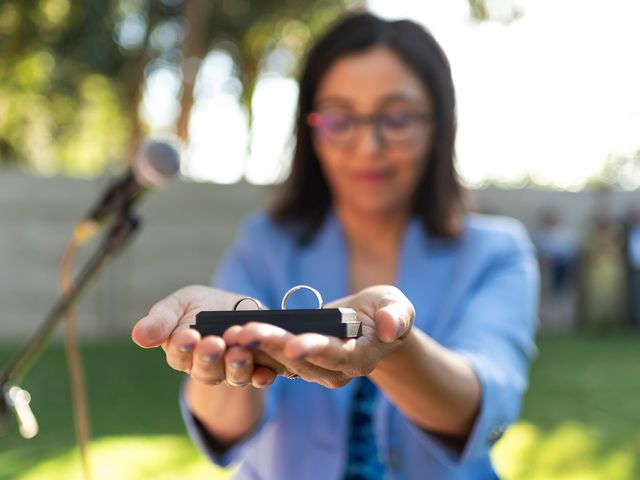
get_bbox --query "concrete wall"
[1,170,638,339]
[473,185,639,237]
[0,171,268,340]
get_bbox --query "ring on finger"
[226,379,251,387]
[285,371,300,380]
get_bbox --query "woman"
[132,12,538,479]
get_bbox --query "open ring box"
[190,285,362,338]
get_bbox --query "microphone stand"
[0,210,141,437]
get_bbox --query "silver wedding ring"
[233,297,263,311]
[228,286,319,383]
[281,285,323,310]
[234,286,323,311]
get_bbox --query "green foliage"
[173,0,364,138]
[595,150,640,190]
[0,0,515,177]
[468,0,523,24]
[0,0,359,176]
[0,0,134,175]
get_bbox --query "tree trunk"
[124,0,163,158]
[176,0,212,142]
[238,54,259,179]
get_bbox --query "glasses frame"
[306,109,434,149]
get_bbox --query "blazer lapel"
[396,219,463,337]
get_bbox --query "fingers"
[224,346,254,387]
[328,285,415,343]
[132,295,184,348]
[229,323,304,377]
[136,285,417,388]
[251,365,277,388]
[131,285,242,349]
[169,329,275,388]
[133,287,283,389]
[165,325,202,372]
[232,323,348,388]
[190,335,226,385]
[284,334,361,374]
[374,300,414,343]
[253,350,287,376]
[230,322,291,351]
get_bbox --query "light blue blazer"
[181,211,539,479]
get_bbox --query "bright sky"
[142,0,640,190]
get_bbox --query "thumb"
[132,297,184,348]
[374,296,414,343]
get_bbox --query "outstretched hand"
[132,284,414,390]
[131,285,284,388]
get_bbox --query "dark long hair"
[271,12,466,244]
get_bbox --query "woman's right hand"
[131,285,283,388]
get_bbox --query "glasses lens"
[309,109,355,144]
[308,105,432,148]
[378,111,421,144]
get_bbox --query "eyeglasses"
[306,108,434,148]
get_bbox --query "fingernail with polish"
[202,353,219,362]
[243,340,260,349]
[178,343,195,353]
[231,359,247,369]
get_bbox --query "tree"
[0,0,520,177]
[175,0,363,144]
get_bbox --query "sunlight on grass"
[493,421,638,480]
[2,335,638,479]
[491,422,541,478]
[14,435,232,480]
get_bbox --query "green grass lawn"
[0,334,638,479]
[492,333,640,479]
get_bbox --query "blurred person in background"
[132,12,538,479]
[622,202,640,329]
[533,209,579,331]
[577,211,626,331]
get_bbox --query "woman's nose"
[353,122,384,155]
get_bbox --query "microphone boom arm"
[0,210,141,437]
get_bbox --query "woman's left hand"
[223,285,415,388]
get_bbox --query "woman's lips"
[352,170,392,183]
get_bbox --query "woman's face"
[311,45,435,218]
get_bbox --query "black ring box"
[191,307,362,338]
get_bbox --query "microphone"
[73,137,181,245]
